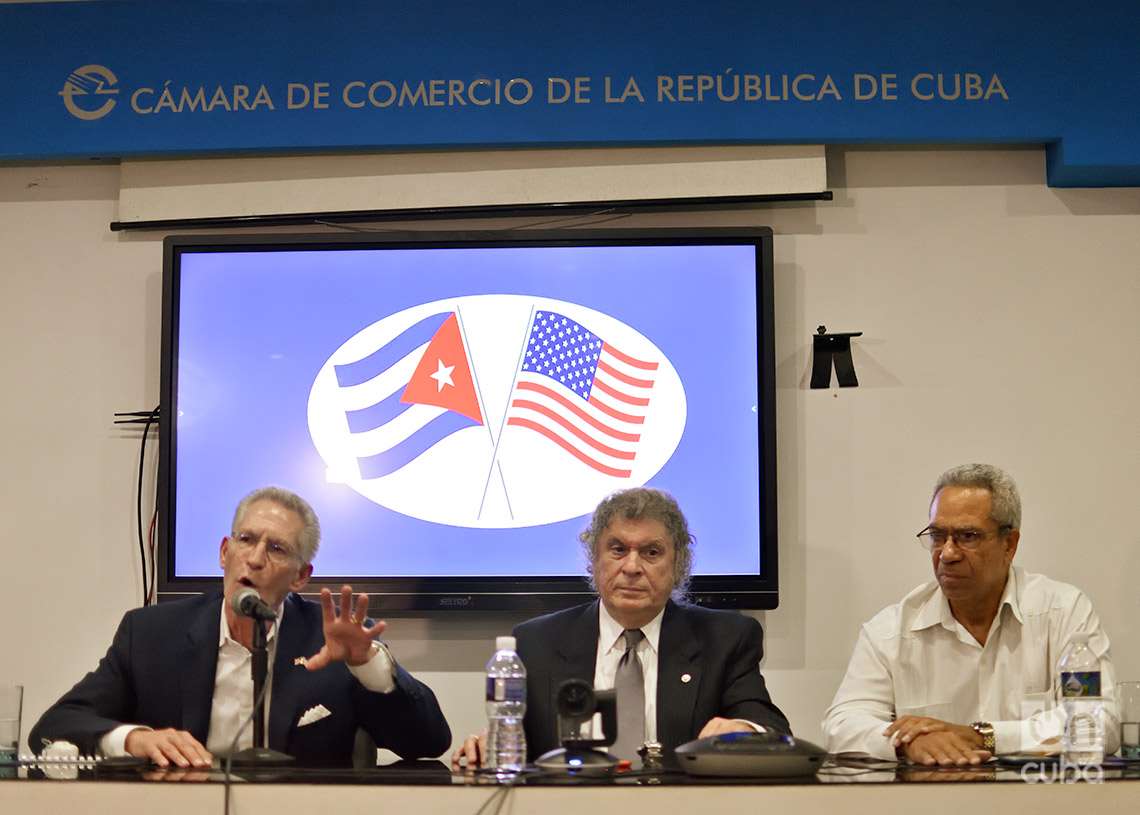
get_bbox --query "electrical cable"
[149,434,160,605]
[312,208,633,233]
[468,766,527,815]
[146,510,158,606]
[504,207,620,230]
[312,220,423,233]
[558,212,634,229]
[134,405,159,605]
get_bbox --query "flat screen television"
[158,227,778,610]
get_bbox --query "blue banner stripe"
[334,312,450,388]
[356,411,480,480]
[344,388,413,434]
[4,2,1140,184]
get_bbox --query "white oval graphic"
[308,295,686,528]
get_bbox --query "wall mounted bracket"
[810,326,863,389]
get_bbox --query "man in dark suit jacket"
[514,596,787,760]
[31,487,450,767]
[453,487,789,767]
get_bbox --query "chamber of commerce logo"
[60,65,119,120]
[307,295,687,528]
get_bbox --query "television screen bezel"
[157,226,778,611]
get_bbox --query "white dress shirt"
[592,602,665,743]
[205,602,283,756]
[823,566,1119,759]
[100,599,397,758]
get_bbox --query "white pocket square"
[297,704,332,727]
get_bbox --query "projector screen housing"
[157,227,778,610]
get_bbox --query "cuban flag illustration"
[333,312,484,480]
[308,295,686,529]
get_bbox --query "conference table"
[2,757,1138,815]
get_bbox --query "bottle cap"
[496,635,517,651]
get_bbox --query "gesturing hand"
[305,585,387,670]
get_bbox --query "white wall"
[2,147,1137,755]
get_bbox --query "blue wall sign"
[2,1,1138,186]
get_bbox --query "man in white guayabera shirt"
[823,464,1119,766]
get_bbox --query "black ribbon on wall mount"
[810,326,863,389]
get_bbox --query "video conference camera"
[534,679,621,772]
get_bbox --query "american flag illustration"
[505,310,658,478]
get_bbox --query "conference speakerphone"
[674,731,827,778]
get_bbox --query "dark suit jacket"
[29,593,451,764]
[513,599,790,761]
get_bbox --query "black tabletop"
[3,755,1140,786]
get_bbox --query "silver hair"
[231,486,321,563]
[578,487,695,601]
[931,463,1022,530]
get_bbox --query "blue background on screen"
[173,243,761,578]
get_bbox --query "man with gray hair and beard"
[823,464,1119,765]
[453,486,790,768]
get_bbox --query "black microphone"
[232,587,276,622]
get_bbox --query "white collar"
[218,595,286,648]
[911,566,1024,638]
[598,600,664,656]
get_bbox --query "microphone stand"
[230,618,295,767]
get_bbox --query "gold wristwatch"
[970,721,995,753]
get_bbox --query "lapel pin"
[293,656,308,667]
[681,673,692,683]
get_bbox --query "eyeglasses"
[915,524,1012,552]
[229,531,300,564]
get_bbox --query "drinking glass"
[1119,681,1140,759]
[0,684,22,761]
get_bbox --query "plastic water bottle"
[1057,633,1104,765]
[485,635,527,771]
